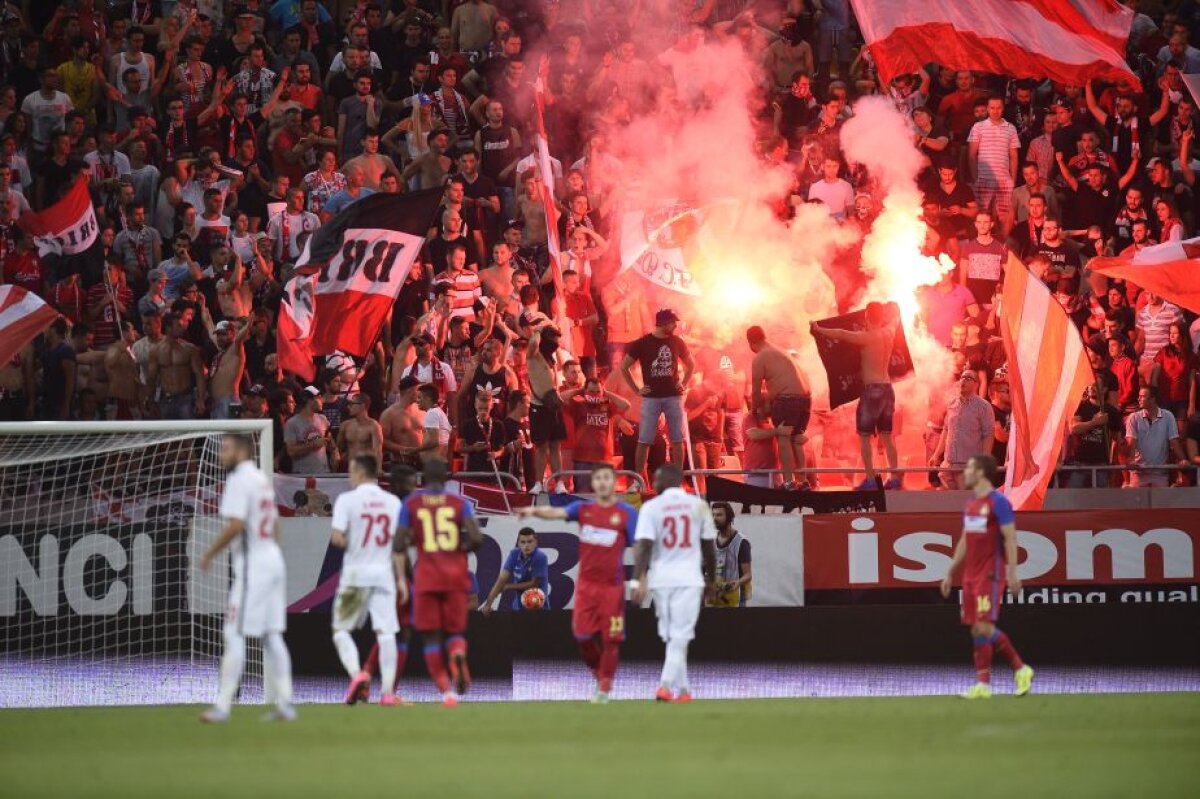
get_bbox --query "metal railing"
[549,469,648,492]
[680,464,1200,487]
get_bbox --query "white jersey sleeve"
[335,483,401,588]
[639,488,710,589]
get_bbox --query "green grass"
[3,694,1199,798]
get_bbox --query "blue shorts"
[856,383,895,436]
[639,396,685,444]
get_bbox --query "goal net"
[0,420,272,708]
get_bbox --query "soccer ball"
[521,588,546,610]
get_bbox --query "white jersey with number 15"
[635,487,716,589]
[331,482,401,588]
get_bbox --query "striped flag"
[850,0,1138,89]
[0,285,59,366]
[534,58,563,300]
[999,254,1094,510]
[1089,236,1200,314]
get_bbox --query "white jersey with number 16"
[331,482,401,588]
[635,487,717,589]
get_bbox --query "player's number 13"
[415,507,460,552]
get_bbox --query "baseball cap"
[302,385,320,397]
[1145,157,1168,171]
[655,308,680,326]
[214,320,234,332]
[246,383,266,397]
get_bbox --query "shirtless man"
[71,324,110,407]
[811,302,902,490]
[338,392,383,467]
[0,341,35,421]
[214,247,253,320]
[747,325,813,491]
[210,319,251,419]
[478,241,515,302]
[526,321,567,493]
[341,130,401,191]
[380,375,425,468]
[104,321,142,419]
[147,312,207,419]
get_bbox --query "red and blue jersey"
[398,488,475,592]
[566,500,638,587]
[962,490,1015,583]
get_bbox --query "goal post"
[0,420,273,708]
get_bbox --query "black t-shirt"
[40,342,76,417]
[459,413,508,472]
[1069,401,1122,464]
[990,402,1011,463]
[41,158,87,207]
[428,234,480,272]
[1186,412,1200,450]
[776,93,817,145]
[1067,183,1117,235]
[925,180,976,239]
[1032,239,1083,292]
[627,333,689,398]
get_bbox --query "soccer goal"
[0,420,273,708]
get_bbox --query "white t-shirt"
[21,91,72,147]
[634,487,716,589]
[423,406,452,448]
[807,178,856,221]
[331,481,401,588]
[84,149,132,188]
[266,210,320,261]
[219,460,284,576]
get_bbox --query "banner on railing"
[803,510,1200,605]
[705,476,885,514]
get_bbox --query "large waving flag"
[534,59,563,299]
[1088,237,1200,314]
[1000,254,1094,510]
[850,0,1139,89]
[18,178,99,257]
[0,285,59,366]
[619,201,703,296]
[277,190,442,381]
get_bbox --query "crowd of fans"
[1,0,1199,490]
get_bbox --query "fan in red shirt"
[394,458,482,707]
[84,260,136,347]
[940,454,1034,700]
[563,377,631,490]
[521,463,638,703]
[3,229,45,297]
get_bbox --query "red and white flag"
[1089,237,1200,314]
[999,254,1094,510]
[17,177,99,257]
[850,0,1139,89]
[0,285,59,366]
[534,59,563,296]
[276,190,443,381]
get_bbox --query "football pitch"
[3,693,1199,799]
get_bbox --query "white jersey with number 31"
[635,487,716,589]
[219,460,284,576]
[331,482,401,588]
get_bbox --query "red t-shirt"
[84,283,135,346]
[271,127,307,186]
[1154,347,1195,404]
[741,416,778,470]
[3,251,44,295]
[566,500,637,587]
[961,490,1014,584]
[399,489,475,592]
[566,290,597,356]
[570,393,614,462]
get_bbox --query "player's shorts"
[529,402,567,444]
[412,588,469,634]
[226,559,286,637]
[650,586,703,643]
[961,579,1003,626]
[856,383,896,436]
[769,394,812,435]
[332,584,400,634]
[573,582,626,642]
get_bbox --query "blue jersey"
[502,547,550,610]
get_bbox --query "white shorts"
[651,586,703,643]
[332,584,399,634]
[226,560,286,637]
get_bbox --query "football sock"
[333,630,361,678]
[363,642,380,676]
[214,629,246,714]
[659,640,678,689]
[972,636,994,684]
[263,632,294,708]
[992,630,1024,670]
[446,635,468,661]
[667,639,690,693]
[598,641,620,693]
[577,636,602,674]
[377,633,398,695]
[424,645,450,693]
